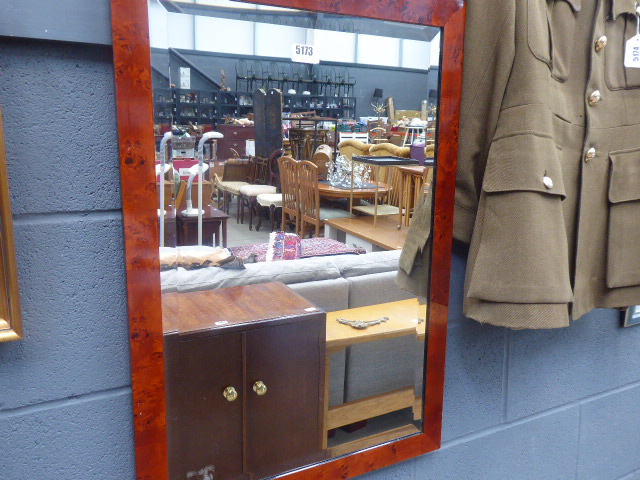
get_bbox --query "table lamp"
[158,131,172,247]
[182,162,210,217]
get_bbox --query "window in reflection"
[152,1,441,478]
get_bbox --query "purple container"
[410,141,426,166]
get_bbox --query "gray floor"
[224,198,273,248]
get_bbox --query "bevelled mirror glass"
[111,0,463,478]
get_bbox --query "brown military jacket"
[398,0,640,329]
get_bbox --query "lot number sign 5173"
[291,43,319,64]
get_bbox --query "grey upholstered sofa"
[161,249,423,409]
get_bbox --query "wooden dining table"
[317,181,391,199]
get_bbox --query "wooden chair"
[310,144,332,180]
[176,181,214,211]
[214,155,251,215]
[156,181,178,210]
[297,160,349,238]
[238,148,284,230]
[239,148,285,230]
[278,156,300,234]
[255,148,286,231]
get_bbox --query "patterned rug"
[229,233,367,263]
[266,232,301,262]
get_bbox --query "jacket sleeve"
[454,0,516,244]
[397,0,516,297]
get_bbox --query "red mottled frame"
[111,0,465,478]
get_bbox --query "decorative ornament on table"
[371,101,386,124]
[326,154,371,188]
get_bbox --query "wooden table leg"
[269,205,275,232]
[323,354,331,450]
[248,196,254,231]
[221,219,227,248]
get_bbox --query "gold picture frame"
[0,106,22,342]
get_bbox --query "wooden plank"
[327,388,415,430]
[324,215,409,250]
[326,299,426,353]
[329,425,420,458]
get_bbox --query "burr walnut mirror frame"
[111,0,465,478]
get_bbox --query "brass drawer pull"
[223,386,238,402]
[253,381,267,396]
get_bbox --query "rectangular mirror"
[111,0,464,478]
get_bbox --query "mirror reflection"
[151,1,441,478]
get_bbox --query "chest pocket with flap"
[605,0,640,90]
[528,0,581,82]
[607,148,640,288]
[467,133,573,305]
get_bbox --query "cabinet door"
[244,318,326,479]
[165,332,245,480]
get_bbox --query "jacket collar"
[610,0,638,19]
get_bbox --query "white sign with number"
[291,43,319,64]
[179,67,191,88]
[624,35,640,69]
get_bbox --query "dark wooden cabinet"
[215,124,256,160]
[163,282,326,480]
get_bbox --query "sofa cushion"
[289,277,350,313]
[160,268,178,293]
[347,270,415,308]
[175,255,341,292]
[336,250,401,278]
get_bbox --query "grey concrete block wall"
[3,7,640,480]
[0,37,135,479]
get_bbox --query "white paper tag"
[624,35,640,68]
[291,44,319,64]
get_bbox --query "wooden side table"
[176,204,229,247]
[399,125,424,147]
[324,298,426,456]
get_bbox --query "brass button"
[595,36,607,52]
[585,147,596,162]
[588,90,601,106]
[543,176,554,189]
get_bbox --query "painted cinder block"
[0,216,130,410]
[442,322,505,441]
[411,406,580,480]
[577,384,640,480]
[0,392,135,480]
[0,40,121,215]
[506,308,640,420]
[617,471,640,480]
[447,243,471,328]
[358,459,418,480]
